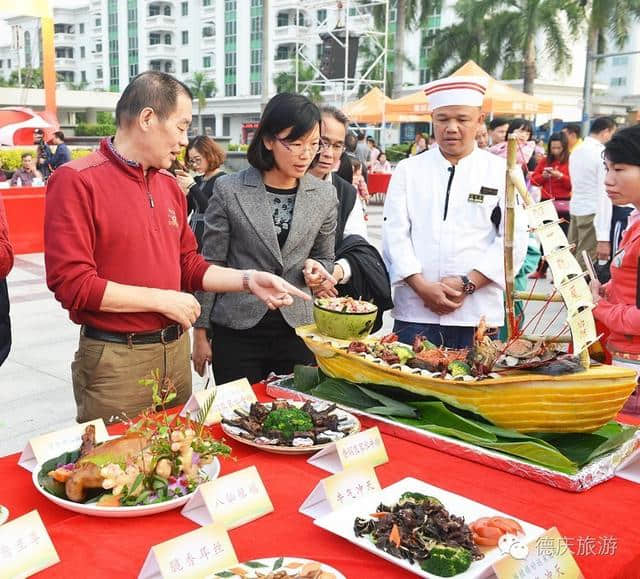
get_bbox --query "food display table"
[0,186,46,254]
[1,383,639,578]
[367,173,392,204]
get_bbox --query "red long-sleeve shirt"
[0,196,13,278]
[530,158,572,201]
[594,212,640,354]
[45,138,210,332]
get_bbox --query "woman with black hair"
[489,118,538,175]
[529,132,572,278]
[196,93,338,384]
[531,131,572,226]
[591,124,640,413]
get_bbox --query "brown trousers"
[568,213,597,269]
[71,331,192,423]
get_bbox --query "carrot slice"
[470,517,491,527]
[472,532,498,547]
[490,517,523,534]
[475,525,503,539]
[370,512,391,519]
[389,524,401,548]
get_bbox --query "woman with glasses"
[195,93,337,383]
[175,136,227,252]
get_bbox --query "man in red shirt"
[0,195,13,366]
[45,71,311,422]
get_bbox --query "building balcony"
[146,15,176,29]
[55,57,76,68]
[149,59,176,75]
[54,33,75,46]
[146,43,176,58]
[202,35,215,47]
[272,58,295,73]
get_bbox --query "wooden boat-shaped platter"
[296,325,637,435]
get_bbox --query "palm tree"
[273,60,322,103]
[428,0,583,94]
[427,0,503,78]
[187,72,217,136]
[356,33,414,97]
[582,0,640,127]
[370,0,442,96]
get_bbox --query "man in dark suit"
[308,106,392,330]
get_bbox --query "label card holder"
[308,426,389,473]
[0,510,60,577]
[138,524,238,579]
[181,465,274,529]
[493,527,584,579]
[180,378,257,425]
[299,465,381,519]
[18,418,109,472]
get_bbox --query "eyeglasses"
[274,136,321,156]
[189,156,203,165]
[320,140,346,154]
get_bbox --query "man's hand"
[250,270,312,310]
[302,259,337,295]
[440,276,465,303]
[192,328,212,377]
[412,279,462,315]
[155,289,201,330]
[596,241,611,261]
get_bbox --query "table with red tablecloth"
[1,383,639,578]
[0,186,46,255]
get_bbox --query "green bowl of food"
[313,297,378,340]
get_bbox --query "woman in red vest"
[529,132,572,278]
[591,124,640,414]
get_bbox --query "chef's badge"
[468,193,484,203]
[479,186,498,196]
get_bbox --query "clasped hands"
[303,259,338,297]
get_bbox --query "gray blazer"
[198,166,338,330]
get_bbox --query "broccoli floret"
[262,408,313,441]
[420,546,473,577]
[447,360,471,378]
[398,491,443,506]
[391,345,415,364]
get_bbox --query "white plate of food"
[33,421,228,518]
[212,556,345,578]
[314,477,545,578]
[221,400,360,455]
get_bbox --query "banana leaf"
[536,423,637,467]
[293,365,325,392]
[37,448,81,499]
[290,372,637,474]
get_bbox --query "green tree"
[65,80,88,91]
[370,0,442,96]
[426,0,503,78]
[356,34,414,97]
[273,60,322,103]
[187,72,217,136]
[7,67,43,88]
[429,0,583,94]
[582,0,640,123]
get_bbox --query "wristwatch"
[460,275,476,295]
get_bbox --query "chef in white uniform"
[383,76,528,348]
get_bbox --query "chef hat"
[423,76,488,111]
